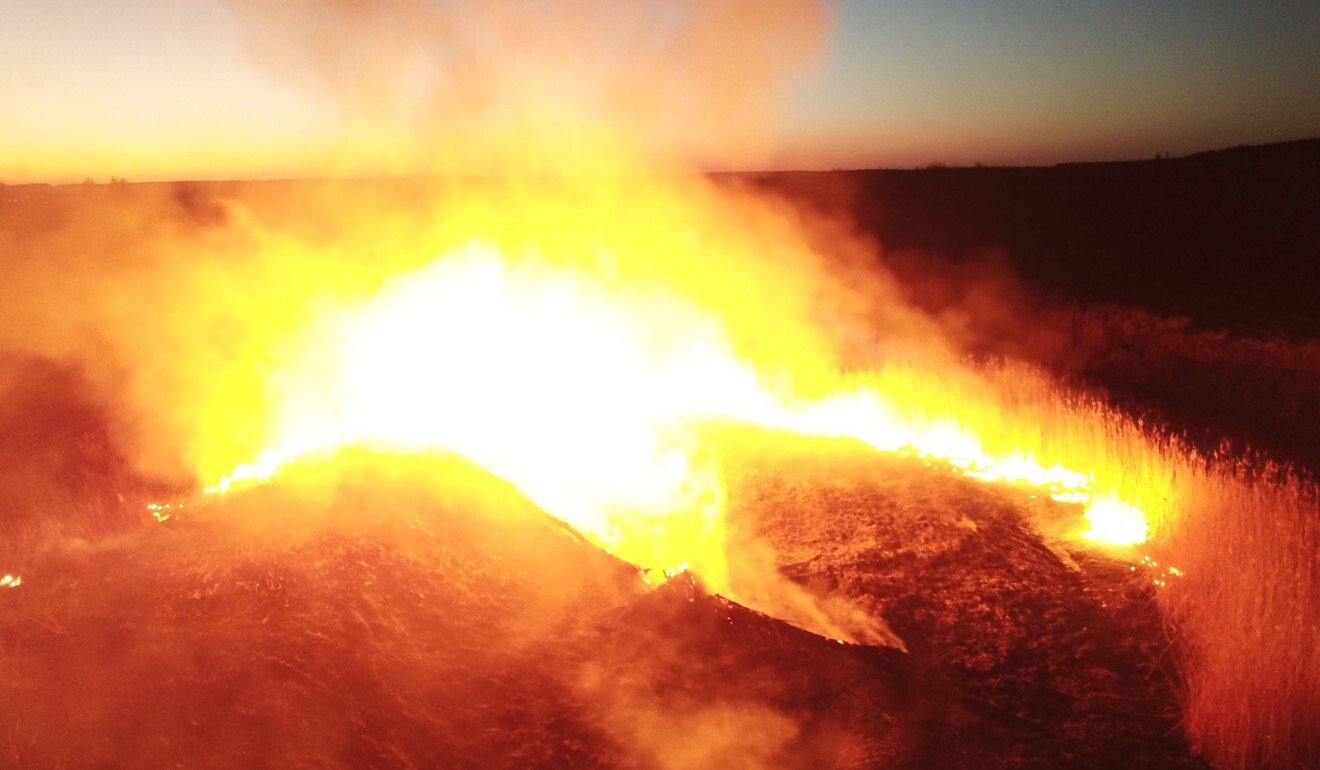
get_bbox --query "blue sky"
[779,0,1320,166]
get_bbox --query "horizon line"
[5,136,1316,188]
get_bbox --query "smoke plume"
[225,0,834,173]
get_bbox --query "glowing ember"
[1136,554,1186,588]
[146,501,185,523]
[1,574,21,589]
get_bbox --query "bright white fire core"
[209,240,1150,597]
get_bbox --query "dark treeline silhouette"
[740,140,1320,470]
[747,139,1320,340]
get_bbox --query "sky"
[1,0,1318,181]
[779,1,1320,168]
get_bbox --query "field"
[1,141,1316,768]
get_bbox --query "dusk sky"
[2,0,1318,181]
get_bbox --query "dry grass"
[1158,465,1320,770]
[842,353,1320,768]
[3,182,1316,768]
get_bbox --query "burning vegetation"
[1,1,1317,769]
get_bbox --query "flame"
[202,182,1160,596]
[1082,496,1149,546]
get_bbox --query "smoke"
[7,7,1320,767]
[0,2,1159,760]
[0,1,998,663]
[224,0,834,173]
[0,2,1170,666]
[0,173,939,628]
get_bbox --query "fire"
[1082,497,1149,546]
[202,178,1159,600]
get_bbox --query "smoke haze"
[226,0,834,174]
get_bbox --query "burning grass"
[4,0,1313,761]
[1,177,1317,768]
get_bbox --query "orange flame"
[204,184,1157,599]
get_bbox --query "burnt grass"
[0,452,913,768]
[0,337,1214,768]
[2,443,1205,769]
[724,434,1206,769]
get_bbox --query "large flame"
[204,176,1156,603]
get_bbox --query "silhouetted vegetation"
[748,139,1320,339]
[741,139,1320,470]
